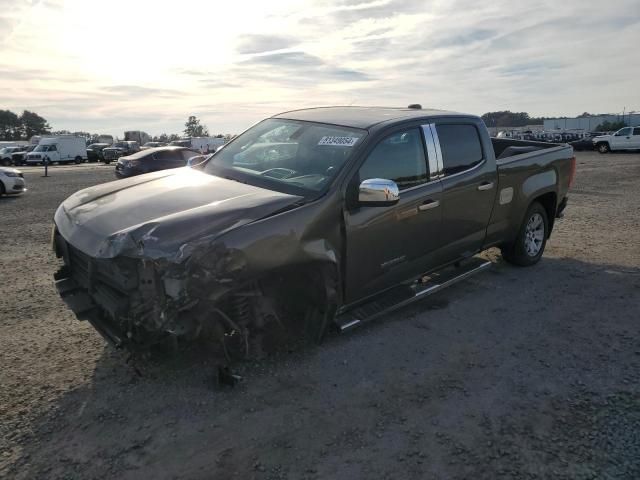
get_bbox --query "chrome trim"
[418,200,440,211]
[439,158,487,181]
[337,260,492,332]
[421,124,440,179]
[359,178,400,204]
[340,319,361,330]
[477,182,494,191]
[411,261,492,299]
[428,123,445,178]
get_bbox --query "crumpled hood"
[54,168,303,261]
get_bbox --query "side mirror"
[358,178,400,206]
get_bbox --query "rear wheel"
[74,156,82,164]
[501,202,548,266]
[597,142,610,154]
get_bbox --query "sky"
[0,0,639,136]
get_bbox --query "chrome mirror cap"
[358,178,400,206]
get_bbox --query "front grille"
[66,243,138,294]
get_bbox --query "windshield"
[34,145,52,152]
[203,119,366,195]
[113,142,127,148]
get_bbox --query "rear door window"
[358,128,428,190]
[435,124,483,176]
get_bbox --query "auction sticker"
[317,136,359,147]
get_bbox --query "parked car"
[101,141,140,164]
[592,126,640,153]
[25,136,87,165]
[0,167,26,195]
[170,137,226,153]
[114,146,199,178]
[569,133,601,151]
[86,143,111,162]
[140,142,167,150]
[0,146,27,166]
[52,106,575,351]
[10,145,36,165]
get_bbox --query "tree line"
[0,109,51,140]
[5,107,627,143]
[481,111,546,128]
[1,110,230,144]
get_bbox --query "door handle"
[477,182,494,191]
[418,199,440,211]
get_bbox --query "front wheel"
[501,202,549,266]
[597,143,610,154]
[0,158,11,166]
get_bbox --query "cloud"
[102,85,182,98]
[432,29,496,48]
[237,51,372,83]
[1,0,639,135]
[236,34,297,54]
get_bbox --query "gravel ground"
[1,153,639,479]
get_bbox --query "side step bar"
[336,258,492,332]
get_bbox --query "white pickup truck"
[592,126,640,153]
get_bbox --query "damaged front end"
[52,227,321,357]
[53,229,185,348]
[51,168,341,355]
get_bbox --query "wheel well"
[257,262,339,342]
[532,192,557,235]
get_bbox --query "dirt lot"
[1,153,639,479]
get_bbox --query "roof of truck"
[273,106,471,129]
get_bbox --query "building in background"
[544,113,640,132]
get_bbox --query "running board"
[336,258,492,332]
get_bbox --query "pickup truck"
[592,126,640,153]
[52,106,575,353]
[101,141,140,164]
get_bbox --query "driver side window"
[358,128,428,190]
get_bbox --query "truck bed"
[491,137,565,162]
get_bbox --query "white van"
[25,135,88,165]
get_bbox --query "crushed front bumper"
[53,229,138,347]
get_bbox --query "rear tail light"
[568,156,576,189]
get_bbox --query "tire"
[597,142,610,154]
[0,157,11,166]
[0,180,5,195]
[501,202,549,266]
[74,156,82,164]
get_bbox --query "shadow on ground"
[5,257,640,480]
